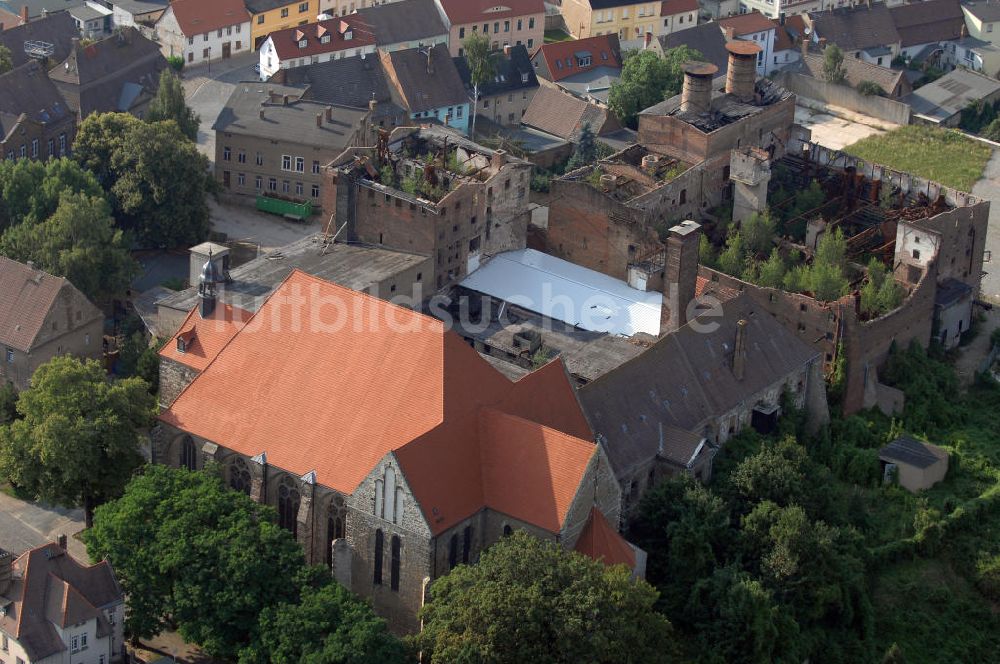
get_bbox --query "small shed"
[879,435,949,492]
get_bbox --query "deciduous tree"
[609,46,703,128]
[823,44,847,85]
[414,531,675,663]
[0,45,11,75]
[146,69,201,141]
[463,33,494,138]
[0,357,153,527]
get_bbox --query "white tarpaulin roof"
[460,249,663,337]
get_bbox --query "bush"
[167,55,184,72]
[857,80,885,97]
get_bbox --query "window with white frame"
[281,154,292,171]
[295,156,305,172]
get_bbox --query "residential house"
[0,2,72,28]
[806,3,902,63]
[48,27,167,119]
[521,80,623,144]
[659,0,699,36]
[799,51,911,97]
[435,0,544,56]
[258,14,375,80]
[719,11,777,75]
[381,43,470,134]
[324,126,533,289]
[0,257,103,391]
[106,0,168,29]
[579,288,826,513]
[356,0,448,52]
[737,0,827,20]
[454,43,538,127]
[561,0,670,40]
[652,20,730,73]
[771,14,807,71]
[212,83,371,208]
[530,34,622,104]
[944,34,1000,76]
[67,2,112,40]
[0,60,75,161]
[155,268,637,633]
[155,0,251,65]
[0,11,77,69]
[905,67,1000,125]
[961,0,1000,46]
[248,0,319,49]
[0,542,126,664]
[890,0,965,63]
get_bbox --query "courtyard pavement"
[181,53,259,161]
[0,490,86,561]
[794,104,889,150]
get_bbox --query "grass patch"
[544,29,572,43]
[843,125,991,192]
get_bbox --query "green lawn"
[843,125,992,192]
[543,29,572,44]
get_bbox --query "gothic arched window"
[326,498,345,568]
[448,534,458,570]
[229,458,252,495]
[180,436,197,471]
[277,479,300,538]
[374,529,384,585]
[390,535,401,591]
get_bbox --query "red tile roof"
[159,303,252,372]
[661,0,699,16]
[574,507,636,568]
[267,15,375,60]
[532,34,622,82]
[160,271,599,535]
[166,0,249,36]
[437,0,545,25]
[774,14,807,52]
[718,11,777,37]
[0,256,70,353]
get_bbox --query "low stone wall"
[775,71,912,126]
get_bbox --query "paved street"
[182,53,259,160]
[973,149,1000,304]
[0,490,86,561]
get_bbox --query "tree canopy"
[74,112,211,248]
[823,45,847,85]
[0,45,11,75]
[0,357,154,526]
[609,46,703,128]
[414,531,675,664]
[146,69,200,141]
[462,33,494,137]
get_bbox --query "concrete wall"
[773,71,912,125]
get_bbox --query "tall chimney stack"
[660,220,702,335]
[725,41,762,103]
[20,5,28,23]
[680,61,718,114]
[733,319,748,380]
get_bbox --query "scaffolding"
[23,40,54,59]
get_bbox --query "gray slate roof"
[962,0,1000,23]
[383,43,468,113]
[808,3,901,52]
[212,82,369,147]
[0,0,78,20]
[578,294,820,474]
[454,44,538,98]
[659,22,731,75]
[879,435,947,469]
[889,0,964,47]
[279,55,404,120]
[357,0,448,46]
[0,10,77,69]
[0,60,72,141]
[904,67,1000,122]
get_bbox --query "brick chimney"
[733,319,748,380]
[0,549,11,597]
[725,40,761,103]
[680,61,718,114]
[491,149,507,170]
[316,112,322,127]
[20,5,28,23]
[660,220,701,335]
[325,106,333,122]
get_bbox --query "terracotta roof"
[532,34,621,82]
[889,0,964,47]
[574,507,636,567]
[160,271,598,535]
[718,11,777,37]
[774,14,807,52]
[436,0,544,25]
[0,257,71,353]
[661,0,699,15]
[159,303,252,372]
[0,543,122,662]
[267,15,375,60]
[165,0,248,35]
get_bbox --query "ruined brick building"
[155,268,637,633]
[322,126,533,290]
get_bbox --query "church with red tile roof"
[155,268,640,632]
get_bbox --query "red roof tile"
[661,0,699,16]
[774,14,807,52]
[267,15,375,60]
[533,34,622,82]
[166,0,249,36]
[574,507,636,568]
[160,271,597,536]
[719,11,777,37]
[0,256,68,352]
[159,303,252,372]
[437,0,544,25]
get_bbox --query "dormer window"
[298,39,307,48]
[321,34,331,43]
[177,337,187,353]
[577,55,591,67]
[344,29,352,40]
[521,71,528,83]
